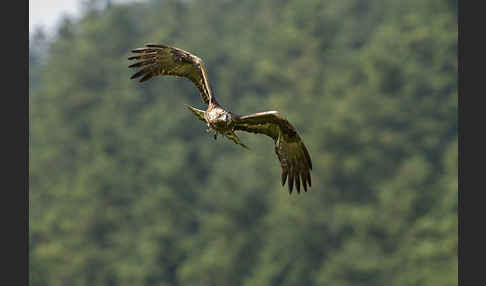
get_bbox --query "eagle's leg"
[225,130,248,149]
[205,126,218,140]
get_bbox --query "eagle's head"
[214,111,233,128]
[218,113,228,122]
[208,108,231,125]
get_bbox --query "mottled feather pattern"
[128,43,213,104]
[128,44,312,195]
[234,111,312,194]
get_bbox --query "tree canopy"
[29,0,457,285]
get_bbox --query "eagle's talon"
[129,43,312,195]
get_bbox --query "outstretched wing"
[128,43,215,105]
[233,111,312,194]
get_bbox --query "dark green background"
[29,0,457,285]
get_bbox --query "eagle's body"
[129,44,312,194]
[204,103,234,137]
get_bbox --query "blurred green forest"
[29,0,458,285]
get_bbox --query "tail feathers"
[185,104,206,122]
[185,105,248,149]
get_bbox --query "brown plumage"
[129,44,312,194]
[129,43,215,104]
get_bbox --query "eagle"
[129,44,312,194]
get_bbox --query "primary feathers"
[129,44,312,194]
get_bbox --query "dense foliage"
[29,0,457,285]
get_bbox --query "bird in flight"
[129,44,312,194]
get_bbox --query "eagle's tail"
[185,104,206,122]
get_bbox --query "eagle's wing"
[128,43,214,105]
[233,111,312,194]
